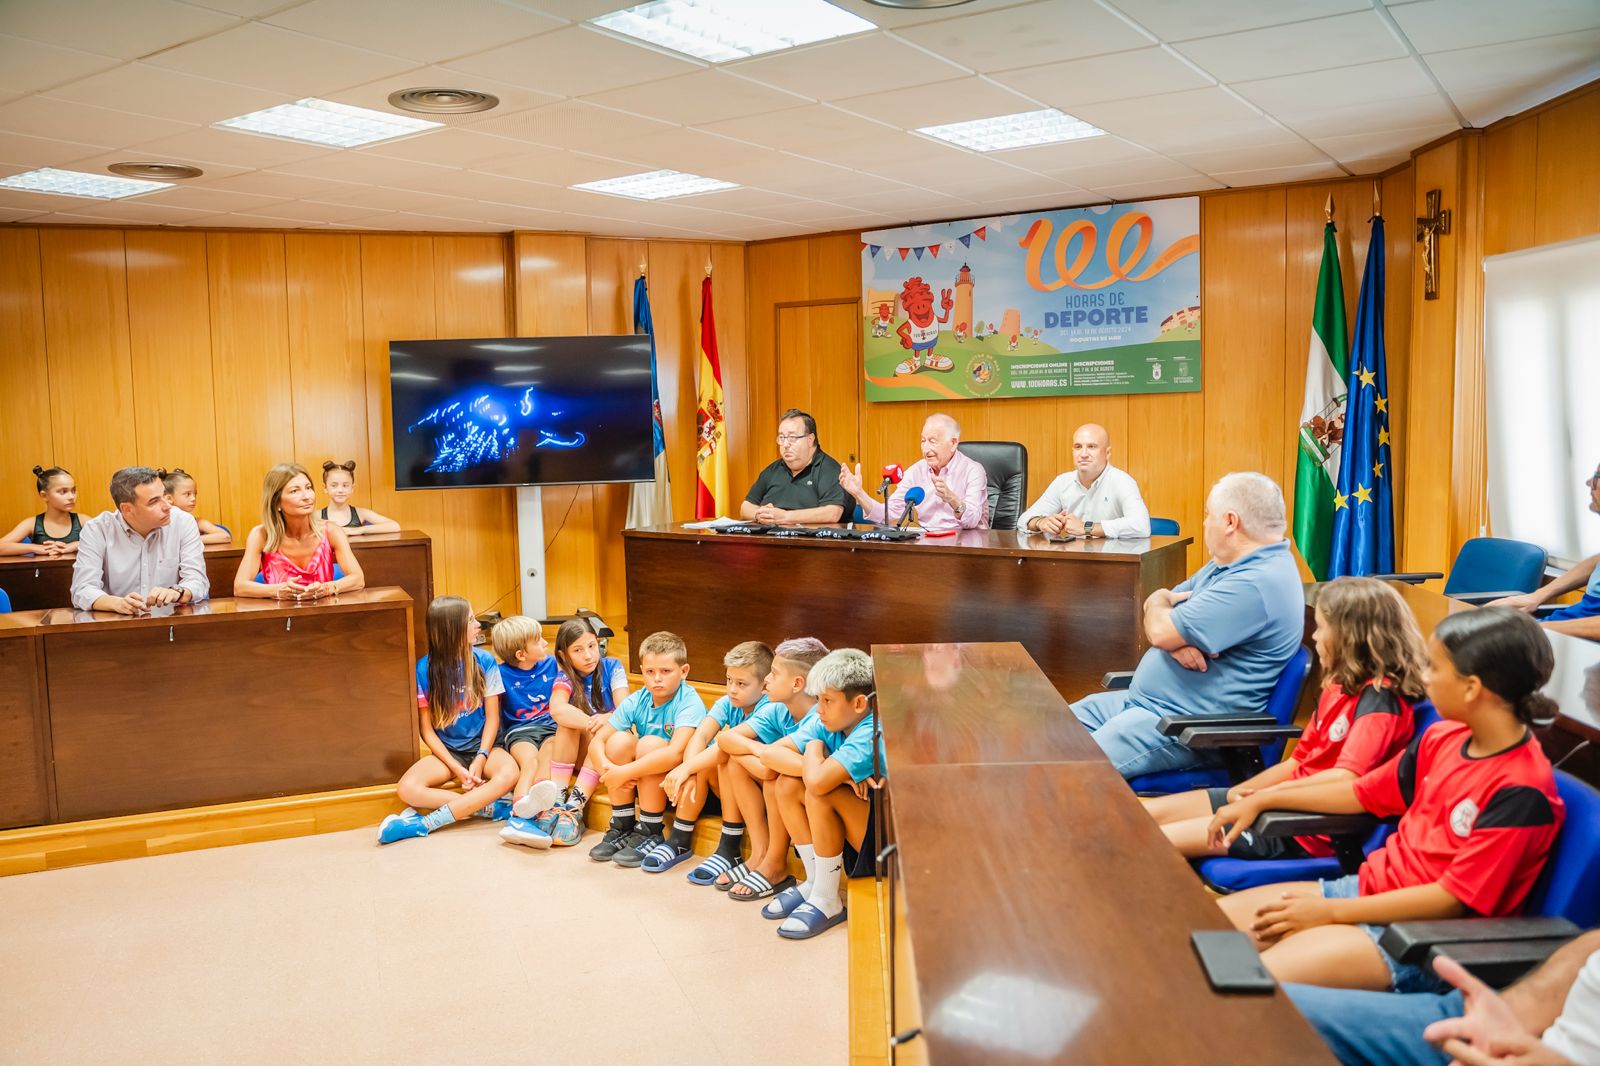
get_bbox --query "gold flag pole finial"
[638,260,647,277]
[1325,193,1334,222]
[705,258,713,278]
[1372,181,1382,219]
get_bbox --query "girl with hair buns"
[232,462,365,600]
[1,465,81,558]
[319,460,398,537]
[160,468,231,545]
[1209,607,1566,993]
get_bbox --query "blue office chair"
[1124,645,1314,795]
[1196,702,1442,893]
[0,586,10,613]
[1376,537,1547,605]
[254,563,345,583]
[1150,517,1179,536]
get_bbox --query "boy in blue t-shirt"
[486,616,568,849]
[669,641,774,884]
[587,631,708,869]
[771,648,885,941]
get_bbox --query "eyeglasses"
[776,433,813,444]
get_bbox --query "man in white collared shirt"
[1019,423,1151,539]
[70,466,209,615]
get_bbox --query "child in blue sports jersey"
[671,641,774,884]
[539,618,629,830]
[378,596,519,844]
[772,648,885,940]
[486,615,568,849]
[716,637,830,902]
[586,631,708,869]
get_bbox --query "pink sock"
[551,761,574,786]
[577,767,600,794]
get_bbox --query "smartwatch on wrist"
[1085,520,1097,537]
[475,748,489,759]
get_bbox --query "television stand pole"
[515,485,547,619]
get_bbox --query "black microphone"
[895,486,926,529]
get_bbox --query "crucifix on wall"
[1416,188,1451,300]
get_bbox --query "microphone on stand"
[876,463,903,526]
[895,486,926,530]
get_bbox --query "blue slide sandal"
[762,884,807,920]
[776,902,848,940]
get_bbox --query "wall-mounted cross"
[1416,188,1451,300]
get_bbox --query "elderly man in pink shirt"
[839,413,988,533]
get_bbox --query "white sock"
[795,843,817,897]
[807,853,845,917]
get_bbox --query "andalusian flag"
[694,275,729,519]
[1293,220,1350,580]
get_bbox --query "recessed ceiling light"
[216,98,442,148]
[591,0,875,63]
[107,161,204,180]
[0,167,172,199]
[917,108,1105,152]
[388,88,500,115]
[572,169,739,200]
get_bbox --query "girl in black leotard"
[319,460,399,537]
[161,468,232,545]
[1,465,81,558]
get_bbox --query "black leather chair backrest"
[955,440,1027,530]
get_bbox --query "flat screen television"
[389,336,655,489]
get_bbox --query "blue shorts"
[445,743,489,766]
[1319,875,1445,994]
[502,721,559,750]
[911,336,937,353]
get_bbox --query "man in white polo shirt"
[1019,423,1151,539]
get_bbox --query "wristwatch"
[1085,520,1097,537]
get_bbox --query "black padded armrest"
[1156,712,1275,737]
[1179,724,1303,749]
[1372,571,1445,585]
[1380,917,1581,966]
[1251,810,1380,839]
[1447,590,1528,606]
[1101,671,1134,690]
[1423,939,1574,988]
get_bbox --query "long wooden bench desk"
[872,641,1332,1065]
[624,525,1190,699]
[0,588,417,829]
[0,529,434,649]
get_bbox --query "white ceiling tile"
[0,96,195,148]
[1234,58,1437,114]
[726,33,966,101]
[402,168,563,203]
[1173,10,1407,83]
[1171,140,1331,172]
[275,151,460,185]
[144,22,415,96]
[1088,174,1224,199]
[1107,0,1369,41]
[358,128,532,169]
[180,211,301,227]
[135,186,290,212]
[738,220,813,239]
[1071,88,1295,152]
[266,0,562,64]
[198,169,365,199]
[671,186,809,212]
[1310,123,1459,164]
[987,133,1158,175]
[0,132,117,168]
[0,206,45,221]
[1393,0,1600,53]
[41,199,220,224]
[735,199,875,224]
[856,148,1039,187]
[0,187,110,213]
[893,0,1152,74]
[231,199,389,223]
[698,104,890,154]
[1336,154,1413,175]
[428,199,595,228]
[18,210,137,224]
[0,0,240,61]
[934,171,1084,201]
[312,186,484,216]
[1049,154,1207,188]
[0,34,123,93]
[822,0,1033,30]
[1212,161,1349,187]
[991,47,1213,110]
[833,76,1040,128]
[500,0,628,21]
[184,0,306,15]
[817,185,966,213]
[126,126,333,169]
[467,151,645,188]
[322,65,560,121]
[980,188,1107,213]
[587,126,761,175]
[42,64,294,126]
[1426,31,1600,103]
[1451,73,1600,127]
[1274,93,1460,138]
[467,100,674,153]
[443,24,703,98]
[584,70,810,127]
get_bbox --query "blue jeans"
[1069,690,1205,778]
[1319,875,1444,993]
[1287,984,1463,1066]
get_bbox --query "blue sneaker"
[377,811,429,845]
[480,797,513,822]
[499,815,553,849]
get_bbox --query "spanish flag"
[694,274,729,519]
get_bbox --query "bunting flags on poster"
[866,224,990,262]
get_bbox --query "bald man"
[1019,423,1151,538]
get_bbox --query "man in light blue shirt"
[70,466,209,614]
[1070,472,1305,779]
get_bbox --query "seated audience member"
[740,409,848,525]
[715,637,830,900]
[586,631,708,869]
[1210,608,1565,991]
[773,648,885,942]
[161,468,231,545]
[1147,576,1427,859]
[69,466,208,615]
[2,465,82,558]
[379,596,517,844]
[1492,457,1600,641]
[490,615,568,850]
[1287,929,1600,1066]
[319,460,399,537]
[1019,423,1151,539]
[539,618,629,825]
[839,413,987,533]
[1069,472,1303,778]
[233,462,364,600]
[674,641,773,883]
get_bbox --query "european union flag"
[1330,216,1395,577]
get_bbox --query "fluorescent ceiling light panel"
[591,0,875,63]
[0,167,172,199]
[917,109,1105,152]
[572,168,738,200]
[216,98,442,148]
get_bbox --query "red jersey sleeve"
[1354,724,1432,818]
[1336,688,1414,775]
[1439,784,1563,916]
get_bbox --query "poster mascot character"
[871,302,893,338]
[895,276,954,376]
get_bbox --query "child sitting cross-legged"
[488,615,569,849]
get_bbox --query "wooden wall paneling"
[125,231,220,530]
[1382,164,1415,550]
[0,229,53,525]
[284,233,369,507]
[1448,134,1488,558]
[1533,88,1600,247]
[643,240,708,522]
[586,237,647,621]
[710,242,750,498]
[1482,118,1539,257]
[778,302,862,469]
[38,229,137,517]
[808,232,863,302]
[746,239,809,479]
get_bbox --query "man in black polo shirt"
[741,408,848,524]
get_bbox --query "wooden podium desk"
[875,642,1331,1065]
[0,588,417,828]
[623,525,1191,699]
[0,529,434,648]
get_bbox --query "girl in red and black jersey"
[1147,576,1428,860]
[1210,606,1565,992]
